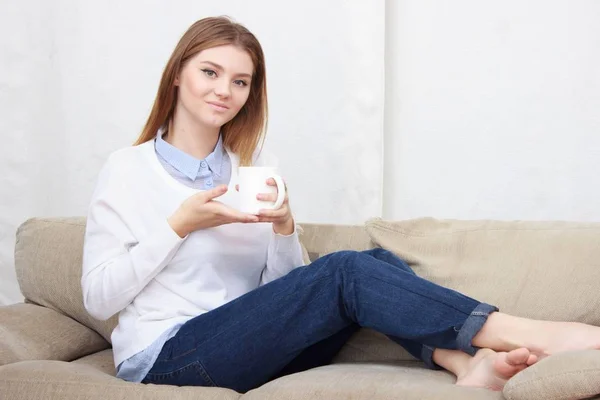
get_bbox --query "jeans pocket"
[143,360,215,387]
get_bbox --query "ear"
[174,76,180,86]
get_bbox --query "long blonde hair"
[133,16,268,166]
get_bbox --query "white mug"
[238,167,286,215]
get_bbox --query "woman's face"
[176,44,254,129]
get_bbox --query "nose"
[214,79,231,99]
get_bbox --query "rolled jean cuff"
[456,303,499,356]
[421,345,442,370]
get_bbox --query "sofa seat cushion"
[0,357,240,400]
[72,349,116,376]
[242,361,502,400]
[332,328,416,363]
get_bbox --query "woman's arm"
[260,225,306,285]
[81,159,186,321]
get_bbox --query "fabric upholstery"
[0,303,108,366]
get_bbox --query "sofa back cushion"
[15,218,117,342]
[14,217,314,344]
[298,223,375,261]
[366,217,600,324]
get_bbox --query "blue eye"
[234,80,248,87]
[201,69,217,78]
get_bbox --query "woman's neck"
[165,111,220,160]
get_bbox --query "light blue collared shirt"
[116,132,232,383]
[154,132,231,190]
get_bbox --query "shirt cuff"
[270,224,300,253]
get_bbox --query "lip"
[206,101,230,112]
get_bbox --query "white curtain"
[0,0,385,304]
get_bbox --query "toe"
[526,354,538,366]
[506,348,530,366]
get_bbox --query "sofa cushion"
[242,362,502,400]
[299,223,374,261]
[503,350,600,400]
[0,358,240,400]
[365,218,600,324]
[15,217,118,342]
[0,303,109,366]
[332,328,417,363]
[72,349,116,376]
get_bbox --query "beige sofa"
[2,217,600,400]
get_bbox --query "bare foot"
[456,348,537,391]
[525,320,600,358]
[474,313,600,358]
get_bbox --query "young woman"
[82,16,600,393]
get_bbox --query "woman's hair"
[133,16,267,166]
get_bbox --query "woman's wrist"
[272,217,295,236]
[168,212,191,238]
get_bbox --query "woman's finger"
[219,205,259,223]
[259,207,289,218]
[256,192,278,202]
[257,193,289,204]
[200,185,228,202]
[266,178,288,190]
[257,217,279,223]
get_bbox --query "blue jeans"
[142,249,498,392]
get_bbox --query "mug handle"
[270,174,286,209]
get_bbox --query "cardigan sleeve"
[260,225,306,285]
[81,156,186,321]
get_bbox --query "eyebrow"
[200,61,252,79]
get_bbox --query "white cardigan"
[82,140,305,367]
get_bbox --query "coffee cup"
[238,167,286,215]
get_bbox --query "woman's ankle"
[471,312,527,351]
[432,348,472,377]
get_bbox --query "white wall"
[0,0,385,304]
[384,0,600,221]
[3,0,600,305]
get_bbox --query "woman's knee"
[322,250,365,275]
[362,248,393,259]
[326,250,362,264]
[322,249,412,277]
[361,248,414,275]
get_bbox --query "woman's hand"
[168,185,259,238]
[256,178,295,235]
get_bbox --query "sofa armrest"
[0,303,110,366]
[503,350,600,400]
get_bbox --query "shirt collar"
[155,131,225,181]
[206,135,224,177]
